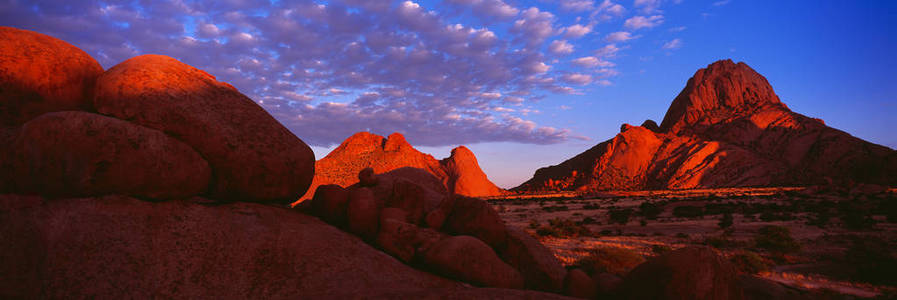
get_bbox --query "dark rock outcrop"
[10,111,210,199]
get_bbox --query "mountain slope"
[515,59,897,192]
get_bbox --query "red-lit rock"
[93,54,314,203]
[299,132,504,201]
[358,167,379,187]
[563,269,597,299]
[0,27,103,126]
[346,187,380,241]
[310,184,350,226]
[515,59,897,192]
[442,196,508,250]
[618,247,743,300]
[422,236,524,289]
[501,227,567,292]
[376,219,446,263]
[9,111,209,199]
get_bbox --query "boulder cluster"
[0,26,315,204]
[301,167,571,293]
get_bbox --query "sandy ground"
[489,187,897,298]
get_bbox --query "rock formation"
[0,27,574,299]
[0,26,314,204]
[301,132,504,201]
[515,59,897,192]
[302,168,569,294]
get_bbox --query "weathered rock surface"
[346,187,380,240]
[9,111,210,199]
[0,27,103,126]
[442,196,509,250]
[501,227,567,292]
[0,195,461,299]
[299,132,503,201]
[515,59,897,192]
[93,54,314,203]
[376,219,446,263]
[618,247,743,300]
[563,269,597,299]
[441,146,504,197]
[422,236,525,289]
[309,184,349,226]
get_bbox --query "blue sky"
[3,0,895,188]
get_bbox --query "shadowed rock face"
[0,26,103,126]
[301,132,503,201]
[0,195,456,298]
[515,59,897,192]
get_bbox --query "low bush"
[639,202,663,220]
[535,217,592,238]
[729,251,770,273]
[754,225,800,254]
[672,206,703,218]
[608,207,634,225]
[574,247,646,276]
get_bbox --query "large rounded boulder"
[0,27,103,126]
[501,227,567,292]
[442,196,508,250]
[422,235,524,289]
[93,54,314,203]
[619,247,743,300]
[9,111,210,199]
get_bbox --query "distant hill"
[515,59,897,192]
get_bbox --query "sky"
[3,0,895,188]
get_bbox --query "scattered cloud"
[561,73,593,85]
[662,38,683,50]
[563,23,592,38]
[571,56,615,67]
[559,0,595,12]
[713,0,732,6]
[548,40,574,55]
[624,15,664,30]
[668,26,687,32]
[511,7,557,46]
[605,31,637,42]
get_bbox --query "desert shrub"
[574,247,646,276]
[599,229,614,236]
[608,208,634,225]
[841,210,876,230]
[672,206,703,218]
[730,251,770,273]
[806,211,832,228]
[759,212,794,222]
[542,205,569,212]
[639,220,647,226]
[528,219,540,229]
[536,217,592,238]
[582,203,601,210]
[754,225,800,253]
[580,216,597,225]
[675,233,689,239]
[718,213,734,229]
[651,244,672,256]
[639,202,662,220]
[703,235,739,249]
[845,237,897,285]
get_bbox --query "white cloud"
[571,56,615,67]
[668,26,686,32]
[511,7,556,46]
[713,0,731,6]
[548,40,574,55]
[594,44,622,58]
[624,15,664,30]
[605,31,636,42]
[559,0,595,11]
[662,38,683,50]
[561,73,593,85]
[563,24,592,38]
